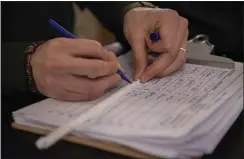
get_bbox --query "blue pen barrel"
[149,32,160,42]
[48,19,76,39]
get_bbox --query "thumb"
[130,35,148,80]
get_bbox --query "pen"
[48,19,131,83]
[149,31,160,42]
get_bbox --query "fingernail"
[140,74,150,83]
[134,72,141,81]
[134,75,139,81]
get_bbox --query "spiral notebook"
[12,52,243,159]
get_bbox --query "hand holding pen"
[123,7,189,82]
[29,19,130,101]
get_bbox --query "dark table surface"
[2,94,243,159]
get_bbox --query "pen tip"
[117,70,132,84]
[125,78,132,84]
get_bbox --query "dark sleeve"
[2,2,74,96]
[76,2,156,51]
[2,42,31,95]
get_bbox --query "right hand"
[31,38,121,101]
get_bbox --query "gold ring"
[180,47,187,53]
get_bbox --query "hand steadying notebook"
[13,51,243,159]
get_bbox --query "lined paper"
[82,64,236,130]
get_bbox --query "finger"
[65,74,121,95]
[107,51,126,74]
[140,52,174,83]
[141,16,188,82]
[157,42,188,77]
[130,32,148,80]
[66,57,118,78]
[117,63,126,74]
[56,38,112,60]
[157,29,188,77]
[102,51,119,62]
[146,16,179,53]
[45,75,106,101]
[168,17,188,59]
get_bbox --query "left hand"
[123,7,189,82]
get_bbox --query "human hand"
[123,7,189,82]
[30,38,121,101]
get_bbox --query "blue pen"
[149,31,160,42]
[48,19,131,84]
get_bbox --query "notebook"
[12,51,243,159]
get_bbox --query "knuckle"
[88,65,100,78]
[168,9,179,17]
[93,62,103,76]
[107,51,117,62]
[107,61,118,74]
[181,17,189,28]
[98,61,109,76]
[93,40,103,48]
[46,38,62,48]
[91,40,104,52]
[112,62,118,73]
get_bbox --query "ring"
[180,47,187,53]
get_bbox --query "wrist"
[25,41,45,94]
[122,2,156,21]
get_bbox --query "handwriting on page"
[29,80,131,122]
[84,64,234,130]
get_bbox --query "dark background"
[2,1,244,159]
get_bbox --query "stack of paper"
[13,52,243,158]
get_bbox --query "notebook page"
[131,85,243,145]
[86,92,242,158]
[77,62,243,138]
